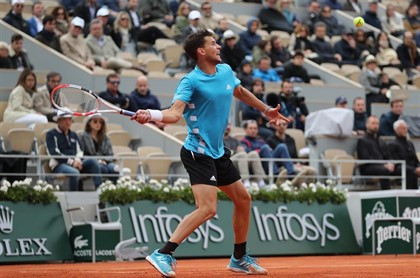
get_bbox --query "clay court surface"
[1,255,419,277]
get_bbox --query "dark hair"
[106,73,119,82]
[85,118,107,144]
[265,92,280,108]
[183,29,214,62]
[47,71,61,82]
[16,69,37,91]
[201,1,211,9]
[242,119,257,129]
[257,55,271,64]
[353,96,364,104]
[251,78,265,91]
[51,6,69,21]
[42,15,55,25]
[281,78,292,88]
[32,1,42,11]
[11,33,23,43]
[390,99,403,107]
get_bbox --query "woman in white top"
[381,4,404,38]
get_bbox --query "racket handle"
[120,110,135,116]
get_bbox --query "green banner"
[373,219,414,255]
[115,200,360,257]
[399,197,420,218]
[0,202,72,263]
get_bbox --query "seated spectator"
[85,19,138,72]
[300,0,321,33]
[388,120,420,189]
[381,4,404,37]
[3,70,48,126]
[10,34,33,70]
[236,60,254,91]
[0,42,13,69]
[73,0,100,36]
[27,1,44,37]
[61,0,79,15]
[354,29,376,56]
[46,111,102,191]
[180,11,203,43]
[224,122,267,188]
[357,115,396,190]
[290,24,319,62]
[258,0,294,33]
[375,32,400,67]
[33,71,61,121]
[363,1,382,30]
[396,31,420,77]
[98,73,132,110]
[200,1,218,31]
[379,72,399,92]
[79,113,119,183]
[35,15,61,52]
[2,0,30,35]
[270,35,291,73]
[221,30,246,72]
[334,30,361,65]
[141,0,173,26]
[324,0,343,10]
[252,39,272,67]
[312,22,342,64]
[96,7,113,36]
[110,12,137,56]
[130,75,161,111]
[359,55,388,115]
[51,6,70,36]
[403,3,420,42]
[60,17,95,71]
[238,17,262,56]
[279,79,309,130]
[0,141,28,183]
[352,97,367,135]
[240,78,273,139]
[214,18,229,44]
[379,99,404,136]
[343,0,362,14]
[253,56,281,82]
[282,51,310,83]
[335,96,348,108]
[172,2,190,36]
[280,0,298,27]
[316,5,344,37]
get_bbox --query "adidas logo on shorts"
[210,175,217,181]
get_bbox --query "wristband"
[148,109,163,122]
[263,106,270,114]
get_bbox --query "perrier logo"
[365,201,393,238]
[376,221,411,254]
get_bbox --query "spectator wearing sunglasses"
[98,73,133,110]
[3,0,30,35]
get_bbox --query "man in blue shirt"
[253,56,281,82]
[131,29,289,277]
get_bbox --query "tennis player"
[131,29,288,277]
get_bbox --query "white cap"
[96,7,110,17]
[54,109,73,121]
[188,10,201,20]
[223,30,236,40]
[84,113,106,124]
[12,0,25,5]
[71,16,85,28]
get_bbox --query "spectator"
[98,73,132,110]
[379,99,404,136]
[180,10,203,43]
[141,0,173,26]
[96,7,113,36]
[130,75,161,111]
[220,30,246,72]
[238,17,262,56]
[9,34,33,70]
[79,113,119,183]
[352,97,367,135]
[51,6,70,36]
[173,2,190,36]
[214,17,229,44]
[334,30,361,65]
[60,17,95,71]
[312,22,342,64]
[27,1,44,37]
[46,110,102,191]
[396,31,420,77]
[240,78,273,139]
[359,55,388,115]
[335,96,348,108]
[357,115,396,190]
[223,122,267,188]
[403,3,420,39]
[324,0,343,10]
[33,71,61,121]
[98,0,120,14]
[300,0,321,32]
[252,39,272,67]
[61,0,79,14]
[280,0,298,26]
[35,15,61,52]
[200,1,218,31]
[0,42,13,69]
[279,79,308,130]
[388,120,420,189]
[363,1,382,30]
[253,56,281,82]
[73,0,100,35]
[316,5,344,37]
[375,32,400,67]
[291,24,317,59]
[270,35,291,73]
[236,60,254,91]
[3,69,48,126]
[343,0,362,14]
[85,19,136,72]
[354,29,376,56]
[258,0,294,33]
[3,0,30,35]
[110,12,136,56]
[282,51,310,83]
[381,4,404,37]
[379,73,399,92]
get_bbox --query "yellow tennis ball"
[353,17,364,28]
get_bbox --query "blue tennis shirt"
[173,63,241,159]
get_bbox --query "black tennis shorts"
[180,146,241,186]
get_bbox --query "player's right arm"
[130,100,186,124]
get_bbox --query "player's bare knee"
[198,205,217,220]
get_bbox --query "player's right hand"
[130,109,151,124]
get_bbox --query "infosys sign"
[0,202,72,263]
[117,200,360,257]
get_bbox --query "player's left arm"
[233,85,290,124]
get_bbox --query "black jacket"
[357,132,389,170]
[98,90,132,110]
[221,43,246,72]
[334,39,361,65]
[258,7,294,33]
[396,44,420,69]
[3,10,30,35]
[266,133,298,159]
[282,62,310,83]
[379,111,400,136]
[45,127,82,169]
[312,37,337,63]
[353,111,367,132]
[10,51,33,70]
[35,29,61,52]
[388,135,420,169]
[0,57,13,69]
[363,11,382,30]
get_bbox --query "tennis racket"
[50,84,135,117]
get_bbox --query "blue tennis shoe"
[146,249,177,277]
[227,251,268,275]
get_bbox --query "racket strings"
[52,87,99,113]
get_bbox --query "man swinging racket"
[131,29,289,277]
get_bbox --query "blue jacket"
[240,135,267,153]
[130,89,161,111]
[379,111,399,136]
[363,11,382,30]
[238,17,262,55]
[27,17,39,37]
[45,127,83,169]
[253,68,281,82]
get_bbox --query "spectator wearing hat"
[220,30,246,72]
[35,15,62,52]
[181,10,203,42]
[334,30,362,65]
[99,73,132,110]
[379,99,404,136]
[363,1,382,30]
[3,0,30,35]
[60,17,95,70]
[73,0,100,36]
[46,110,102,191]
[352,97,367,135]
[282,51,310,83]
[335,96,348,108]
[96,7,113,35]
[9,34,33,70]
[27,1,45,37]
[238,17,262,56]
[200,1,218,31]
[33,71,61,122]
[79,113,119,182]
[0,42,13,69]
